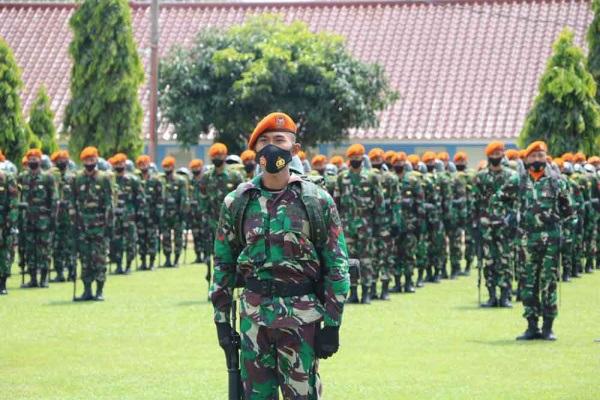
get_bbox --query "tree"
[29,86,58,155]
[64,0,144,159]
[159,14,398,153]
[519,28,600,155]
[0,37,29,162]
[588,0,600,105]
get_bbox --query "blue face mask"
[257,144,292,174]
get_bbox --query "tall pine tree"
[519,29,600,155]
[29,86,58,155]
[0,37,29,162]
[64,0,144,158]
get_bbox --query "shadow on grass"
[468,339,551,346]
[46,300,97,306]
[176,300,205,307]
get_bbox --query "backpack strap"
[299,180,328,249]
[229,181,259,253]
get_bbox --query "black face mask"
[372,163,383,170]
[393,165,404,173]
[140,168,148,174]
[192,170,201,176]
[316,168,325,176]
[257,144,292,174]
[212,159,224,168]
[456,164,466,171]
[385,162,393,169]
[530,161,546,172]
[523,162,530,170]
[488,157,502,167]
[426,165,435,173]
[350,159,363,169]
[114,166,125,173]
[56,162,68,171]
[84,163,96,172]
[165,170,173,176]
[244,163,256,173]
[28,161,39,170]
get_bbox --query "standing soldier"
[330,155,345,173]
[589,156,600,270]
[72,147,114,301]
[335,144,384,304]
[436,151,454,279]
[188,158,205,264]
[210,112,349,399]
[110,154,145,274]
[384,150,397,170]
[310,154,327,176]
[136,155,164,270]
[453,152,476,276]
[240,150,257,180]
[18,149,57,288]
[408,154,429,287]
[498,142,573,340]
[472,142,518,307]
[0,154,18,295]
[50,150,76,282]
[392,152,423,293]
[160,156,187,267]
[563,152,584,277]
[447,152,470,279]
[421,151,445,283]
[555,157,578,282]
[573,152,596,273]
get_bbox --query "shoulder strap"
[299,180,328,248]
[230,181,259,252]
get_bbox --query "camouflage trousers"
[24,224,52,272]
[345,229,373,287]
[77,230,108,284]
[0,231,13,276]
[241,317,321,400]
[559,226,574,277]
[447,225,463,272]
[111,217,137,264]
[464,223,476,269]
[162,214,183,255]
[137,217,160,257]
[396,231,417,281]
[416,224,428,275]
[481,228,512,290]
[522,234,559,320]
[189,212,206,258]
[374,227,395,282]
[53,221,75,275]
[427,220,445,274]
[583,216,596,269]
[572,223,584,274]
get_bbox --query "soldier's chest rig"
[21,173,51,219]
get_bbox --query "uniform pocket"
[283,229,316,260]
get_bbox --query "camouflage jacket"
[199,166,244,229]
[50,167,76,225]
[114,173,145,221]
[0,171,18,232]
[162,173,188,221]
[449,170,472,227]
[394,170,425,234]
[139,172,164,224]
[422,171,442,226]
[210,174,350,329]
[18,170,57,229]
[472,166,516,227]
[71,170,114,234]
[374,169,399,229]
[436,170,453,225]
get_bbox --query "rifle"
[473,221,483,306]
[183,227,189,266]
[228,293,243,400]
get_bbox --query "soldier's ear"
[291,143,301,156]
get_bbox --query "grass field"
[1,262,599,400]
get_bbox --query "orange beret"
[136,155,151,166]
[26,148,42,160]
[311,154,327,166]
[368,148,385,160]
[162,156,176,168]
[407,154,420,165]
[525,141,548,157]
[546,155,553,162]
[346,144,366,158]
[80,146,99,160]
[248,112,297,151]
[189,159,204,169]
[384,150,397,162]
[107,156,116,166]
[240,150,256,162]
[208,143,228,158]
[519,149,527,160]
[111,153,127,164]
[454,151,468,162]
[422,151,436,163]
[485,141,505,156]
[0,150,4,162]
[396,152,407,162]
[554,157,564,168]
[562,152,574,162]
[387,153,398,164]
[330,155,344,167]
[297,150,306,161]
[587,156,600,164]
[574,152,586,163]
[437,151,449,161]
[505,149,519,160]
[50,151,61,162]
[21,156,27,166]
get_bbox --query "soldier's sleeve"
[558,179,574,218]
[371,173,386,231]
[179,179,188,220]
[155,179,165,221]
[134,178,146,219]
[103,175,114,230]
[47,174,58,227]
[318,192,350,327]
[209,193,238,324]
[7,175,19,227]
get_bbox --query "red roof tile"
[0,0,594,142]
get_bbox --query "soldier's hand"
[215,322,236,355]
[315,326,340,359]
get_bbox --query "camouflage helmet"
[404,161,413,172]
[125,159,135,173]
[417,161,427,174]
[41,154,51,170]
[225,155,242,165]
[176,167,191,178]
[324,163,338,176]
[434,159,445,172]
[584,163,596,174]
[148,162,158,174]
[97,157,110,171]
[562,162,574,175]
[446,161,457,173]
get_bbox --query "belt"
[245,278,316,297]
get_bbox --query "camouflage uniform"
[334,167,384,302]
[137,170,164,268]
[422,170,445,282]
[210,175,349,400]
[436,168,453,278]
[582,169,598,272]
[18,169,57,287]
[0,170,18,294]
[448,169,469,278]
[456,168,477,275]
[569,169,588,276]
[559,172,579,281]
[189,173,205,262]
[161,172,187,265]
[111,172,145,272]
[50,166,76,281]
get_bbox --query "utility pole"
[148,0,159,162]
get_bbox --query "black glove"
[390,225,400,237]
[315,326,340,359]
[216,322,234,352]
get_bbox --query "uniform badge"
[276,156,285,170]
[275,116,285,128]
[259,156,267,167]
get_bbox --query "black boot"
[426,267,434,283]
[194,254,203,264]
[73,282,94,302]
[149,255,156,270]
[441,266,449,280]
[450,265,460,280]
[516,317,541,340]
[561,271,571,282]
[95,281,105,301]
[21,270,38,288]
[461,260,472,276]
[360,284,371,304]
[115,260,124,274]
[416,270,424,288]
[39,269,49,288]
[125,258,132,275]
[499,287,512,308]
[370,282,379,300]
[346,286,359,304]
[391,274,402,293]
[164,254,172,268]
[173,253,180,267]
[481,286,497,308]
[433,268,442,283]
[51,270,65,283]
[140,256,147,271]
[541,318,556,341]
[67,265,76,282]
[380,280,391,300]
[0,275,7,295]
[404,276,416,293]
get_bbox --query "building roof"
[0,0,593,142]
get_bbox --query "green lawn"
[1,262,599,399]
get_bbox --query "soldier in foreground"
[0,154,18,295]
[210,112,349,399]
